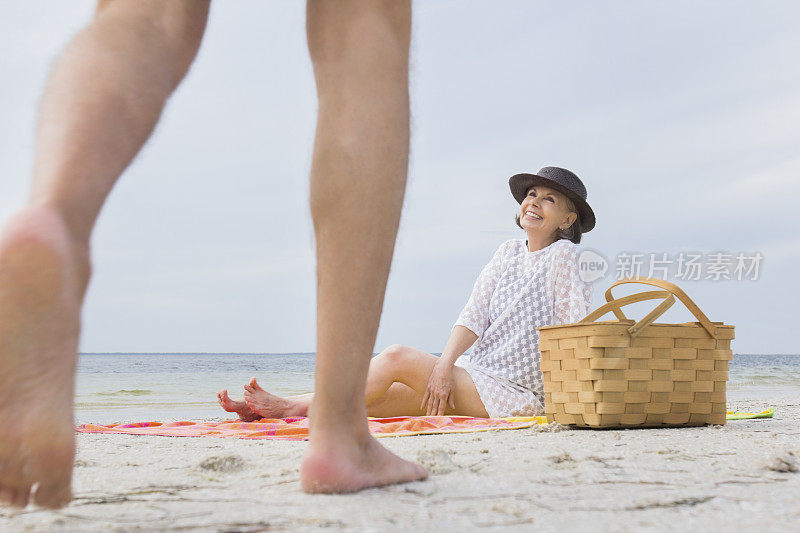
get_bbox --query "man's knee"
[306,0,411,71]
[93,0,210,88]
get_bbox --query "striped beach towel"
[75,408,773,440]
[76,415,547,440]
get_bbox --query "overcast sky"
[1,1,798,354]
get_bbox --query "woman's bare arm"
[439,325,478,367]
[420,325,478,415]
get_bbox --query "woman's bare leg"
[363,345,489,417]
[243,378,309,418]
[217,389,261,422]
[239,345,489,419]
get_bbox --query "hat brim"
[509,173,595,233]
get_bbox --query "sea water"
[76,353,315,424]
[75,353,800,424]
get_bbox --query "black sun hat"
[508,166,595,233]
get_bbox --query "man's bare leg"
[300,0,427,493]
[0,0,208,508]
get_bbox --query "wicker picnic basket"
[538,276,734,428]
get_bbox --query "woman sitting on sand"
[218,166,595,420]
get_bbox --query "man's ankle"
[309,409,372,442]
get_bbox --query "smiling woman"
[510,166,595,246]
[515,187,578,242]
[219,165,598,421]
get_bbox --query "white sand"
[2,394,798,532]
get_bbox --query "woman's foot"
[243,377,308,418]
[300,426,428,493]
[0,206,85,508]
[217,390,262,422]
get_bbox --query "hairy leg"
[300,0,426,494]
[0,0,208,508]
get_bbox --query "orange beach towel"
[74,409,772,441]
[76,415,548,441]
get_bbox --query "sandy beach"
[0,394,797,532]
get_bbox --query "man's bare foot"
[300,427,428,493]
[243,377,308,419]
[0,206,85,508]
[217,389,262,422]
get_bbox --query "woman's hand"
[421,359,456,416]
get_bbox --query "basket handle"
[579,290,676,338]
[603,276,719,339]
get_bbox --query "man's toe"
[0,486,15,506]
[4,485,30,508]
[33,480,71,509]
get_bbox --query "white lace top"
[453,238,593,417]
